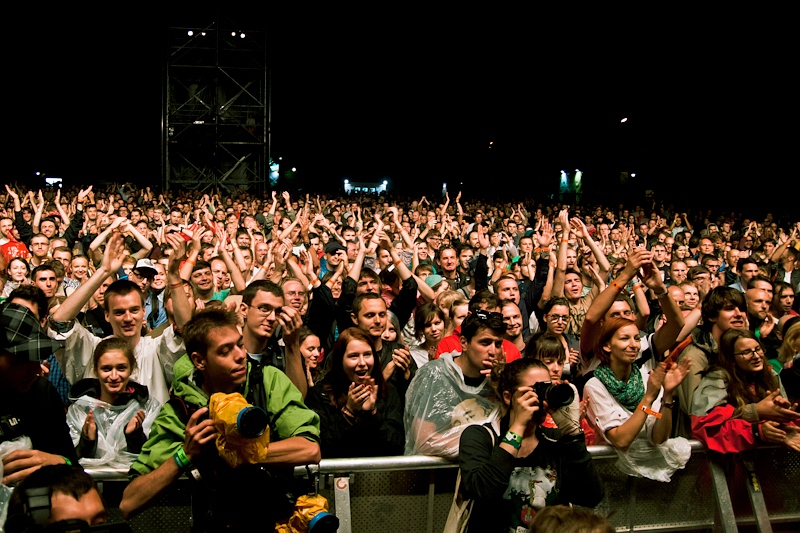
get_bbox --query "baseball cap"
[424,274,445,288]
[324,241,346,255]
[133,258,158,278]
[1,303,62,362]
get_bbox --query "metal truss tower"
[163,18,269,193]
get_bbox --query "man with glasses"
[240,280,308,398]
[404,310,506,458]
[27,234,50,268]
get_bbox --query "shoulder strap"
[483,422,497,447]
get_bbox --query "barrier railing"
[90,441,800,533]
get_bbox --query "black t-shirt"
[0,377,78,463]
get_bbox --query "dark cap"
[1,303,62,362]
[324,241,346,255]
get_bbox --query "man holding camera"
[120,308,320,530]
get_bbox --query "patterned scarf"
[594,364,645,412]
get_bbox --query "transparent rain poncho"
[66,387,161,469]
[404,352,500,459]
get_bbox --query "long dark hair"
[714,329,779,413]
[491,358,548,415]
[322,327,387,409]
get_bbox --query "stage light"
[240,33,246,38]
[291,168,296,172]
[344,179,349,184]
[231,32,236,37]
[631,173,636,177]
[201,32,206,36]
[383,180,387,185]
[621,118,628,123]
[187,30,194,36]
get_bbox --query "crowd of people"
[1,181,799,532]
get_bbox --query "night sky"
[5,9,794,214]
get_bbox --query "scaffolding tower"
[163,18,269,193]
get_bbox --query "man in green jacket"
[120,308,320,530]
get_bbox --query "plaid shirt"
[46,353,72,406]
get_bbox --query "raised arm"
[52,231,126,322]
[163,234,193,330]
[551,209,571,298]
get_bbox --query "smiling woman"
[584,318,692,482]
[303,328,404,458]
[66,337,160,468]
[691,328,800,453]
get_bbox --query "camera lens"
[545,383,574,409]
[237,406,269,438]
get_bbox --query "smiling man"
[47,232,192,405]
[120,309,319,530]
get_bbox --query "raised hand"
[82,410,97,441]
[125,409,146,435]
[756,390,800,423]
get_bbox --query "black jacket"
[304,380,404,459]
[458,421,603,533]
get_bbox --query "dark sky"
[4,9,794,212]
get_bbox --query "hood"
[692,328,718,356]
[171,354,210,408]
[69,378,150,405]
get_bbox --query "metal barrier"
[91,441,800,533]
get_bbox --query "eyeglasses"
[250,304,280,316]
[734,346,764,359]
[548,315,569,323]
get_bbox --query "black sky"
[4,9,795,212]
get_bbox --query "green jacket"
[131,355,320,476]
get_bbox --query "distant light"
[240,33,246,39]
[344,179,349,184]
[187,30,194,36]
[383,180,387,185]
[631,173,636,177]
[35,171,41,176]
[231,32,236,37]
[278,157,282,161]
[575,169,580,172]
[291,167,296,172]
[621,118,628,123]
[201,32,206,36]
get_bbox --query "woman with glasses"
[691,328,800,453]
[540,298,580,378]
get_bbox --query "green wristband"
[173,447,192,471]
[502,431,523,450]
[61,456,72,466]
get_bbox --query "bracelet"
[611,281,624,291]
[632,284,644,292]
[169,281,184,289]
[341,406,357,419]
[61,456,72,466]
[185,259,196,267]
[561,239,570,243]
[173,447,193,471]
[501,431,523,450]
[638,403,662,419]
[393,259,403,266]
[662,400,676,409]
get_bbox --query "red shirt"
[435,325,521,362]
[1,239,30,262]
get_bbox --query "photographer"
[119,308,320,531]
[458,359,603,532]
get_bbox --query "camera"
[532,381,574,410]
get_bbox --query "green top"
[130,354,319,476]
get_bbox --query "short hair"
[6,465,101,533]
[541,297,570,315]
[352,292,386,316]
[414,263,434,277]
[461,310,506,341]
[31,264,57,283]
[191,260,212,275]
[51,246,72,258]
[183,308,239,358]
[103,280,145,312]
[468,290,501,314]
[7,285,48,320]
[737,256,759,271]
[241,280,283,306]
[701,287,746,330]
[747,275,772,290]
[93,336,136,373]
[529,504,614,533]
[699,254,719,266]
[359,268,380,284]
[688,265,711,281]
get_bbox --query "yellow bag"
[208,392,270,468]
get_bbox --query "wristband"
[502,431,523,450]
[169,281,184,289]
[611,281,624,291]
[632,284,644,292]
[173,447,193,471]
[638,403,662,419]
[61,456,72,466]
[393,259,403,267]
[185,259,196,267]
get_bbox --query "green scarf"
[594,364,645,412]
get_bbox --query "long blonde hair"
[779,322,800,364]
